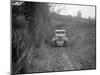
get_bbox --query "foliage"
[12,1,50,74]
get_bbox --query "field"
[23,14,96,73]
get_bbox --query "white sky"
[50,4,95,18]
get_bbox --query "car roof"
[55,30,66,32]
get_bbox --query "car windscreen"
[55,31,65,34]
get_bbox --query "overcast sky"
[50,4,95,18]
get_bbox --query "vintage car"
[52,29,68,47]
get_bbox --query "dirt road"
[27,43,82,72]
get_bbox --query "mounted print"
[11,0,96,74]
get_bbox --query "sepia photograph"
[11,0,96,74]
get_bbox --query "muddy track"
[27,43,82,72]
